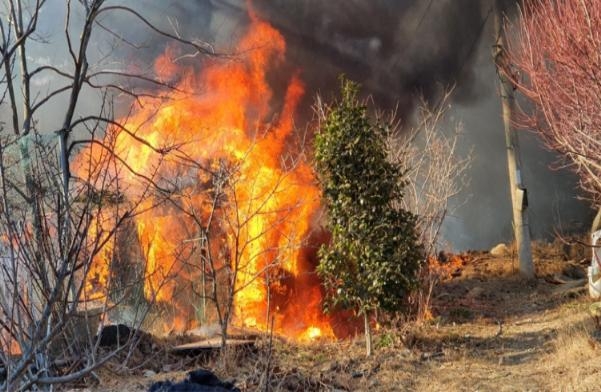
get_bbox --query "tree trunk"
[219,318,228,370]
[220,311,229,352]
[364,311,372,357]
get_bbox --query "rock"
[143,370,157,378]
[490,243,510,257]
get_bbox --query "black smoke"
[114,0,512,115]
[33,0,591,249]
[251,0,489,111]
[154,0,590,249]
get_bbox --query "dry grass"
[80,254,601,392]
[542,321,600,391]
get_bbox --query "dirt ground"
[72,248,601,392]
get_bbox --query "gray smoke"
[441,35,592,250]
[245,0,592,248]
[109,0,594,249]
[21,0,593,249]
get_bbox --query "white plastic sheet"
[589,230,601,299]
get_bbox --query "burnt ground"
[69,252,601,392]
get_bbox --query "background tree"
[166,139,313,353]
[314,79,423,356]
[0,0,212,389]
[389,89,472,320]
[508,0,601,231]
[391,89,472,256]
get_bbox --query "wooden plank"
[171,338,255,353]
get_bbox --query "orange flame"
[76,17,335,341]
[83,210,116,300]
[427,253,470,281]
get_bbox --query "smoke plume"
[30,0,593,249]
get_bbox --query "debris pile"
[149,369,239,392]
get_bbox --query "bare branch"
[508,0,601,206]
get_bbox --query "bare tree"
[390,89,472,256]
[388,89,472,320]
[508,0,601,230]
[152,130,318,353]
[0,0,213,389]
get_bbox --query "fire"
[82,210,116,300]
[428,252,470,281]
[75,16,336,340]
[298,326,324,342]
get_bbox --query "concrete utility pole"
[493,1,535,279]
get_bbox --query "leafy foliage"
[314,79,423,316]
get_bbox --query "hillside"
[84,250,600,392]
